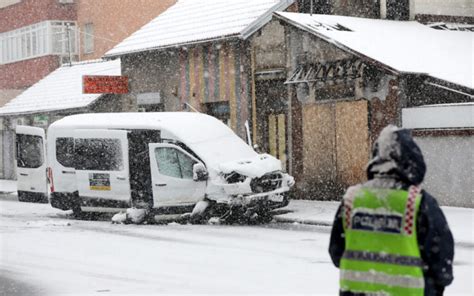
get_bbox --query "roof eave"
[0,95,103,117]
[424,76,474,97]
[104,34,243,59]
[240,0,295,40]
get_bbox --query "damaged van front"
[205,154,294,215]
[174,119,294,222]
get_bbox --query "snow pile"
[0,179,16,193]
[111,212,127,224]
[111,208,148,224]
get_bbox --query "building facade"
[0,0,77,104]
[77,0,176,60]
[274,12,472,202]
[0,0,77,179]
[0,0,175,179]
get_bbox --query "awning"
[285,58,363,84]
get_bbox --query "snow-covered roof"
[275,12,473,90]
[105,0,294,57]
[0,59,121,116]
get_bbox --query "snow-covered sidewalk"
[277,198,474,248]
[0,179,16,193]
[1,179,473,246]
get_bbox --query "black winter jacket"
[328,126,454,296]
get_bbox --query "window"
[204,102,230,127]
[16,134,44,168]
[83,23,94,54]
[74,138,123,171]
[0,21,77,64]
[155,147,196,179]
[56,137,74,168]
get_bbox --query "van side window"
[16,134,44,168]
[155,147,196,179]
[74,138,123,171]
[56,137,74,168]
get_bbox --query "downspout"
[250,43,258,146]
[285,26,293,176]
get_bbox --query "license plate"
[89,173,111,191]
[89,185,111,191]
[269,194,284,202]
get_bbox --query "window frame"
[55,137,75,168]
[154,146,197,180]
[0,21,77,65]
[83,22,94,54]
[73,138,124,172]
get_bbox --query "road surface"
[0,196,338,295]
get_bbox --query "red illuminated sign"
[83,75,129,94]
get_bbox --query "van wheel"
[71,206,83,218]
[255,211,274,224]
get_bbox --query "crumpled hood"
[367,125,426,186]
[218,153,282,178]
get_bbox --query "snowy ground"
[0,180,473,295]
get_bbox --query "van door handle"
[155,183,167,187]
[62,170,75,175]
[20,173,28,176]
[117,176,127,181]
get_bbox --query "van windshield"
[16,134,44,168]
[74,138,123,171]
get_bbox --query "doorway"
[255,79,288,170]
[127,130,161,208]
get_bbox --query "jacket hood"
[367,125,426,186]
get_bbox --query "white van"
[17,112,294,221]
[15,125,48,203]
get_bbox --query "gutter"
[104,34,241,59]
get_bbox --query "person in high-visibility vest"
[329,125,454,296]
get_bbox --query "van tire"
[71,206,83,218]
[17,191,48,203]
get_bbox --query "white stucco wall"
[414,0,474,17]
[415,136,473,208]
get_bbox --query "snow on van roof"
[275,12,473,89]
[0,59,121,116]
[50,112,232,144]
[105,0,294,57]
[50,112,257,168]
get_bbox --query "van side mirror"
[193,163,208,182]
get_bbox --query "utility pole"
[65,23,72,66]
[310,0,313,16]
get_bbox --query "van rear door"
[73,129,131,207]
[15,125,48,202]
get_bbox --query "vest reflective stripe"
[343,250,422,267]
[340,186,424,296]
[341,270,425,289]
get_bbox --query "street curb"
[273,215,333,227]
